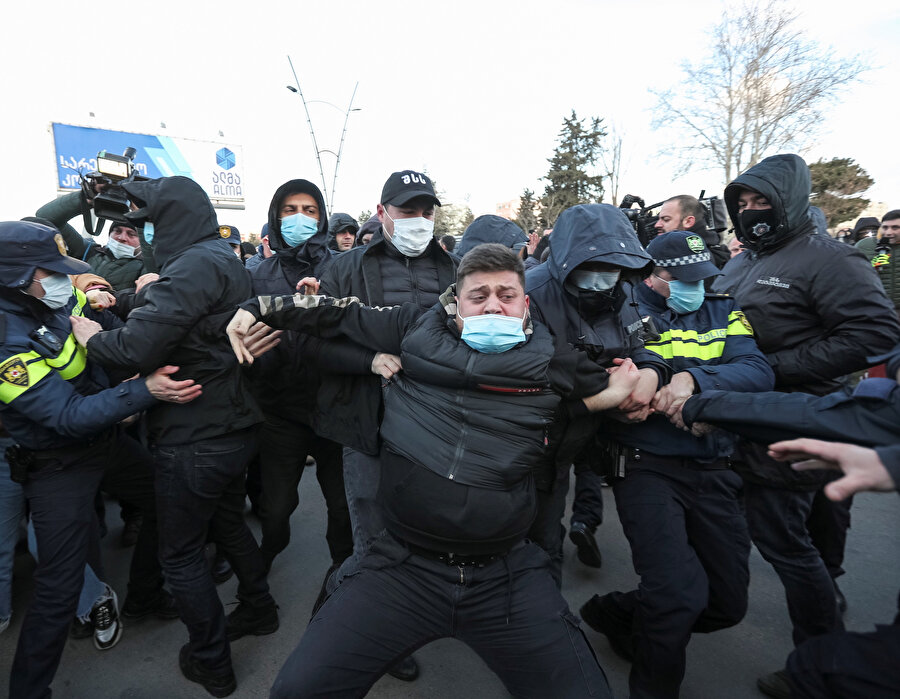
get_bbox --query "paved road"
[2,476,898,698]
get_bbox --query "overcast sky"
[2,0,897,236]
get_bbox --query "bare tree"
[600,125,626,206]
[652,1,866,183]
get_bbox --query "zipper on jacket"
[447,352,478,481]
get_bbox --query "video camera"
[80,147,148,235]
[618,191,729,248]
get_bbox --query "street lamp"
[286,56,360,216]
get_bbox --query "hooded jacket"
[712,154,900,486]
[455,215,528,257]
[316,224,458,453]
[525,204,669,472]
[327,212,359,251]
[246,180,370,423]
[85,176,262,445]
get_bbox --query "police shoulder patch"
[734,310,753,333]
[685,235,705,253]
[0,356,29,387]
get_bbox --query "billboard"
[51,123,245,207]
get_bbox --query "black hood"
[266,179,330,266]
[456,215,527,257]
[724,153,813,253]
[123,176,219,267]
[547,204,652,286]
[356,214,380,244]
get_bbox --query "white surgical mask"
[106,237,140,260]
[384,209,434,257]
[38,273,74,309]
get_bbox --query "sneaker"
[70,617,93,639]
[90,587,123,651]
[569,522,603,568]
[120,514,143,548]
[579,595,635,662]
[225,601,278,642]
[757,669,793,699]
[387,654,420,682]
[123,590,180,621]
[179,644,236,697]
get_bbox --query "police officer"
[0,221,190,699]
[578,230,775,698]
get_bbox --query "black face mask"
[737,209,779,248]
[567,282,626,317]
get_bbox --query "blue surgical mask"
[459,310,527,354]
[142,222,155,245]
[666,279,705,314]
[280,212,319,248]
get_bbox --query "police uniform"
[580,231,776,699]
[0,222,166,699]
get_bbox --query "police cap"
[646,230,722,283]
[0,221,91,289]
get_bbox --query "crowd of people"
[0,154,898,699]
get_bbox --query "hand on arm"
[226,308,260,365]
[371,352,402,380]
[242,322,283,359]
[85,290,116,311]
[70,315,103,346]
[144,365,202,404]
[615,364,659,422]
[582,358,641,412]
[651,371,697,430]
[296,277,320,295]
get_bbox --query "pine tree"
[541,111,606,226]
[513,188,540,233]
[809,157,873,227]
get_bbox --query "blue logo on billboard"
[216,147,236,170]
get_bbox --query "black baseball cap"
[646,230,721,283]
[0,221,91,288]
[380,170,441,208]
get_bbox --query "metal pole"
[286,55,330,214]
[330,82,359,212]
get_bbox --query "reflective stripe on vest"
[643,311,755,361]
[0,288,89,403]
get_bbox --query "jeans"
[259,415,351,566]
[271,534,611,699]
[27,520,105,621]
[744,481,844,646]
[808,488,853,580]
[153,428,273,673]
[341,447,385,557]
[527,467,569,587]
[0,439,24,624]
[608,459,751,698]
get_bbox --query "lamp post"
[286,55,360,216]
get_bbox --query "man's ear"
[682,215,696,230]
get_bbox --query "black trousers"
[258,414,352,566]
[787,617,900,698]
[11,429,163,699]
[270,533,612,698]
[604,454,750,699]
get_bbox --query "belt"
[402,540,508,568]
[30,427,117,466]
[624,447,731,471]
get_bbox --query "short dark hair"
[440,234,456,252]
[882,210,900,223]
[457,243,525,291]
[666,195,706,234]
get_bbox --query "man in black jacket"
[247,179,353,575]
[316,170,457,680]
[710,153,900,697]
[227,244,637,698]
[70,176,276,698]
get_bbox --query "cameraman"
[654,195,730,269]
[36,189,151,290]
